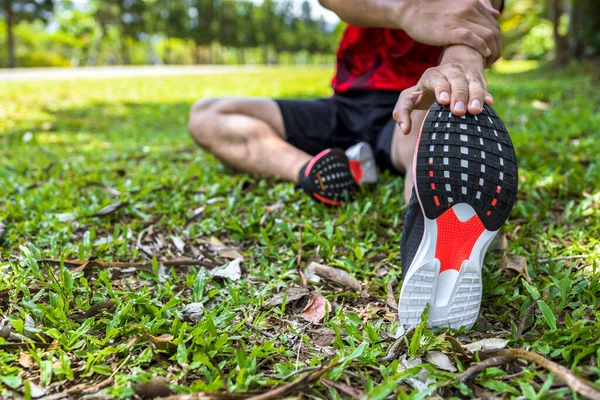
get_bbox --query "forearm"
[318,0,406,29]
[441,45,486,71]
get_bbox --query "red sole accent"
[304,149,331,177]
[435,209,486,273]
[312,192,342,206]
[348,160,364,184]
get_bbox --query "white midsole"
[398,203,498,329]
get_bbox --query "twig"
[281,366,322,381]
[456,355,514,386]
[516,301,537,338]
[538,255,591,263]
[377,326,415,362]
[39,258,203,269]
[244,321,275,339]
[297,226,307,287]
[44,353,132,400]
[457,349,600,399]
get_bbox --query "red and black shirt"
[332,26,443,93]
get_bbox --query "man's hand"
[319,0,502,66]
[393,45,493,135]
[400,0,501,64]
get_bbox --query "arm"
[394,44,492,133]
[319,0,502,62]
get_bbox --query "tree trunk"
[7,2,16,68]
[550,0,569,64]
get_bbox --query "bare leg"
[188,98,311,183]
[390,110,427,203]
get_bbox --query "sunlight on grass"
[492,59,540,74]
[1,65,600,399]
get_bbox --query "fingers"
[422,69,452,106]
[447,28,491,59]
[485,93,494,105]
[464,21,501,65]
[466,76,485,114]
[444,69,469,116]
[393,91,418,135]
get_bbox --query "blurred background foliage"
[0,0,599,69]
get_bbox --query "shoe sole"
[398,102,518,330]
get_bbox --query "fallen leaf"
[18,352,34,369]
[90,201,124,218]
[182,303,205,322]
[266,287,311,307]
[322,378,365,399]
[0,318,11,339]
[310,328,336,347]
[148,333,174,350]
[305,262,361,292]
[210,236,244,260]
[26,380,46,399]
[80,301,115,319]
[490,232,508,251]
[300,294,331,323]
[532,100,550,110]
[500,254,530,281]
[398,355,433,391]
[185,206,205,227]
[135,376,173,398]
[54,213,76,222]
[171,236,186,252]
[425,350,457,372]
[210,259,242,281]
[464,338,508,353]
[386,280,398,310]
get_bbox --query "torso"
[332,26,443,93]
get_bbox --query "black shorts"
[275,90,401,174]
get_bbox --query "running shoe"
[398,102,518,330]
[298,148,359,206]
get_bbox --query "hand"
[399,0,501,65]
[393,45,493,135]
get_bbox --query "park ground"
[1,63,600,399]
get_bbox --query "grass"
[1,63,600,399]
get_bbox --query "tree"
[0,0,53,68]
[550,0,600,64]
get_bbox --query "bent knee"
[188,98,227,148]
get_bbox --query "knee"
[188,97,225,148]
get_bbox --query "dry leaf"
[171,236,185,252]
[532,100,550,110]
[210,259,242,281]
[0,318,11,339]
[310,328,336,347]
[210,236,244,260]
[27,381,46,399]
[149,333,174,350]
[425,350,457,372]
[490,232,508,251]
[267,287,311,307]
[305,262,361,292]
[90,201,124,218]
[322,378,365,399]
[185,206,205,227]
[500,254,530,281]
[464,338,508,353]
[182,303,205,322]
[300,294,331,323]
[18,352,34,369]
[135,376,173,398]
